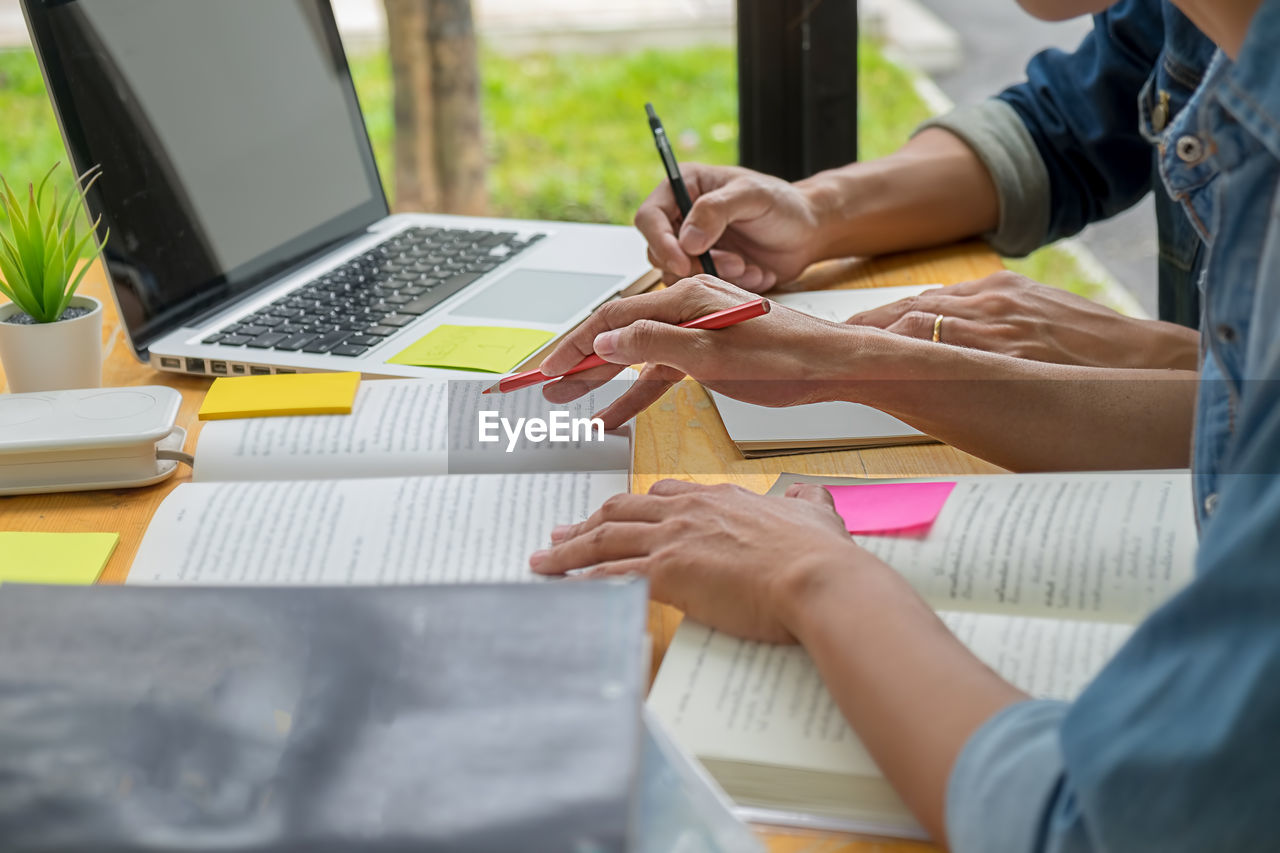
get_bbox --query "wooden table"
[2,241,1005,852]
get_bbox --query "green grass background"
[345,42,927,221]
[0,39,1106,302]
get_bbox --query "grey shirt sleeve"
[916,100,1052,257]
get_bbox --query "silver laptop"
[22,0,652,379]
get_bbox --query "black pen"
[645,103,718,277]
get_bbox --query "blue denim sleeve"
[947,392,1280,852]
[946,700,1072,853]
[996,0,1164,243]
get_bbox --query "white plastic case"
[0,386,186,495]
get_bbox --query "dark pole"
[737,0,859,181]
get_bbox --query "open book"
[648,470,1199,838]
[192,376,633,481]
[130,377,632,585]
[708,285,938,457]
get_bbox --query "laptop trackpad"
[451,269,623,324]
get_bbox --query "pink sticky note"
[825,481,957,535]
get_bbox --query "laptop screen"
[24,0,388,354]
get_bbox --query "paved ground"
[918,0,1160,316]
[0,0,734,50]
[0,3,21,43]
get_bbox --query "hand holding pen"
[634,124,815,292]
[646,103,719,278]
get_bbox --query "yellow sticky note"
[198,372,361,420]
[386,325,555,373]
[0,532,118,585]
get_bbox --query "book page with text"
[448,378,634,474]
[648,611,1131,779]
[194,376,635,481]
[771,471,1197,622]
[129,471,627,585]
[194,380,449,482]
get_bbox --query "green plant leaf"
[0,230,38,315]
[0,163,107,322]
[0,230,26,279]
[56,178,80,233]
[58,264,89,317]
[34,161,58,209]
[65,222,99,278]
[2,194,31,276]
[57,225,104,317]
[0,261,20,301]
[55,219,97,316]
[0,228,25,271]
[76,164,102,189]
[40,185,61,318]
[20,184,51,319]
[44,242,66,312]
[0,176,24,226]
[0,229,27,275]
[40,186,62,316]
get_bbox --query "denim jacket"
[927,0,1216,327]
[945,2,1280,850]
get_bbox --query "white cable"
[155,448,195,467]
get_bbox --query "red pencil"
[486,297,771,394]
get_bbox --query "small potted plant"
[0,163,108,393]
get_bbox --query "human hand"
[635,163,824,292]
[539,275,864,428]
[530,480,866,643]
[845,271,1200,370]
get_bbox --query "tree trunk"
[383,0,487,215]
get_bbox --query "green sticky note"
[386,324,555,373]
[0,532,119,585]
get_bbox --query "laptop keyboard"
[201,226,545,357]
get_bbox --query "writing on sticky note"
[0,532,118,585]
[825,481,957,535]
[198,372,361,421]
[387,325,554,374]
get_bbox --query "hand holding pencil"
[530,275,866,428]
[490,297,769,394]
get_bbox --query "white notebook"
[708,285,939,457]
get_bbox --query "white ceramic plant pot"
[0,295,104,393]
